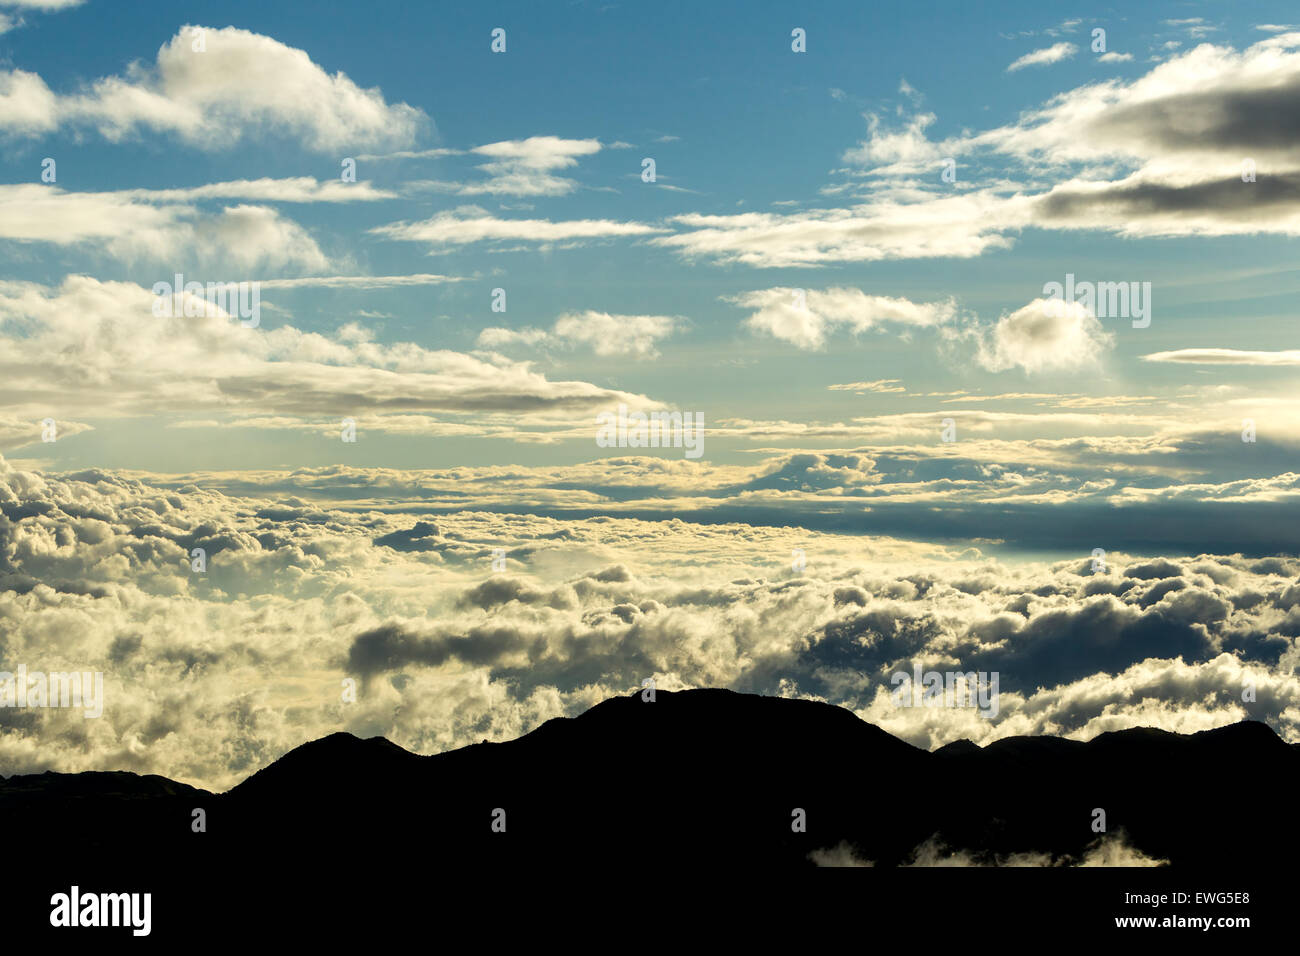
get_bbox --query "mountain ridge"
[3,688,1295,872]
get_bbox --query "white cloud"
[968,298,1114,374]
[0,0,85,8]
[0,69,58,134]
[553,311,675,358]
[475,327,553,350]
[258,274,463,290]
[1007,42,1078,71]
[1163,18,1218,39]
[0,0,81,31]
[730,287,956,349]
[462,136,601,196]
[0,25,425,150]
[827,380,906,394]
[371,205,664,250]
[655,194,1017,267]
[0,416,92,449]
[405,136,605,196]
[2,450,1298,793]
[205,205,330,272]
[0,185,328,270]
[664,34,1300,267]
[1142,348,1300,366]
[478,311,678,359]
[0,276,653,426]
[119,177,398,203]
[354,147,462,161]
[841,112,940,166]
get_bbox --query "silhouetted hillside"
[4,689,1296,875]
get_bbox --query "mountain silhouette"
[4,688,1295,875]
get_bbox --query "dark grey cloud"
[1087,79,1300,154]
[346,622,537,678]
[1035,171,1300,224]
[374,520,440,552]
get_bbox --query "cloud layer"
[2,454,1297,791]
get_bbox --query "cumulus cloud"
[729,287,957,349]
[0,69,58,134]
[841,112,941,166]
[0,25,424,149]
[967,298,1115,373]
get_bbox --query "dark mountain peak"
[228,729,418,799]
[1089,725,1181,748]
[1192,718,1287,746]
[491,687,927,769]
[982,734,1088,761]
[934,738,981,757]
[581,686,910,739]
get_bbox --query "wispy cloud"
[410,136,605,197]
[1142,348,1300,366]
[479,311,679,359]
[371,205,665,250]
[1007,42,1077,71]
[827,380,906,394]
